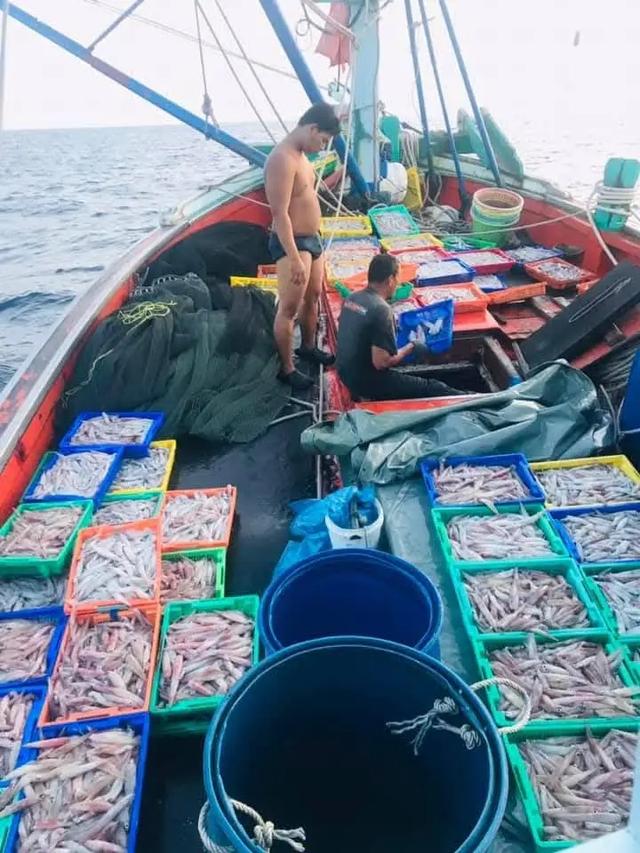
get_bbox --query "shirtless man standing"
[265,103,342,390]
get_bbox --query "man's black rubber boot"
[278,369,314,391]
[295,346,335,367]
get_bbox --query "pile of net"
[57,224,288,443]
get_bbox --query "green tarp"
[303,363,615,484]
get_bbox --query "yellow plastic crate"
[530,454,640,509]
[380,232,444,251]
[230,276,278,293]
[320,216,373,239]
[108,439,177,496]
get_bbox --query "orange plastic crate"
[161,486,237,552]
[487,282,546,305]
[418,282,489,315]
[65,517,161,613]
[39,605,160,730]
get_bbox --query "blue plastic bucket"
[259,548,443,657]
[203,637,508,853]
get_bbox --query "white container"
[325,499,384,549]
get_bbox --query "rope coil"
[198,801,306,852]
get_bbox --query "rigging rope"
[81,0,306,86]
[194,0,277,143]
[0,0,9,132]
[208,0,289,135]
[194,0,218,127]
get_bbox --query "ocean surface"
[0,121,637,392]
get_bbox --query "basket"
[421,453,544,509]
[23,449,123,506]
[39,606,159,731]
[550,503,640,569]
[64,517,161,613]
[448,249,515,276]
[229,276,278,293]
[0,608,66,689]
[417,282,489,315]
[505,721,640,852]
[431,504,568,571]
[59,411,164,458]
[487,282,546,304]
[415,258,475,286]
[524,257,592,289]
[90,491,163,528]
[450,559,604,643]
[381,232,443,251]
[4,712,150,853]
[396,301,454,356]
[0,683,46,784]
[107,439,177,497]
[160,547,227,604]
[368,204,420,237]
[582,562,640,638]
[320,215,372,238]
[161,487,237,553]
[530,454,640,510]
[0,500,93,579]
[150,595,260,733]
[473,630,639,734]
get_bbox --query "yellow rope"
[117,301,177,328]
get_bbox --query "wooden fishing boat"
[2,3,640,852]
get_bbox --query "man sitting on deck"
[265,102,343,391]
[336,254,460,401]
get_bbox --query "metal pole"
[0,0,9,131]
[8,3,267,167]
[258,0,369,197]
[87,0,145,52]
[438,0,503,187]
[403,0,433,175]
[417,0,469,209]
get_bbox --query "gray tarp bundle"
[303,362,615,484]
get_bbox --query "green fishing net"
[57,274,289,444]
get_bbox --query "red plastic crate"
[524,257,593,288]
[488,282,547,305]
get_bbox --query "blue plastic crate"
[550,503,640,569]
[23,448,123,505]
[474,274,506,293]
[59,411,165,458]
[416,258,474,286]
[396,300,454,357]
[504,245,563,269]
[421,453,546,509]
[0,684,46,788]
[3,712,149,853]
[0,608,66,690]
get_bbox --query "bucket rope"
[198,801,306,852]
[470,677,532,735]
[387,676,532,756]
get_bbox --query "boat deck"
[136,420,534,852]
[137,414,315,852]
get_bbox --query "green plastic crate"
[150,595,260,733]
[505,721,640,852]
[91,491,163,526]
[472,630,640,735]
[0,501,93,579]
[160,547,226,603]
[619,637,640,681]
[431,504,569,571]
[451,559,605,642]
[581,562,640,638]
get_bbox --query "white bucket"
[325,499,385,549]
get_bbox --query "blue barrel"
[204,637,508,853]
[259,548,443,657]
